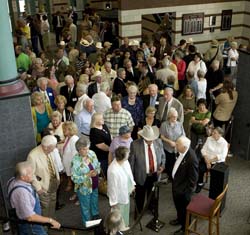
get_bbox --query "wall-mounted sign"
[182,13,204,35]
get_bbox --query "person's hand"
[37,189,46,195]
[169,141,176,148]
[206,162,211,170]
[67,106,74,113]
[157,166,164,175]
[50,218,61,229]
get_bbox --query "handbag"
[98,168,107,195]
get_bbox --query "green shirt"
[16,52,31,72]
[191,111,211,134]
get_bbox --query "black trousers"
[135,173,157,213]
[172,191,191,230]
[164,150,176,179]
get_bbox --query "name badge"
[155,101,159,105]
[72,98,77,101]
[48,93,53,96]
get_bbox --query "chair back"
[210,184,228,217]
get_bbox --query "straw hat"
[138,125,159,141]
[91,71,102,80]
[80,39,90,47]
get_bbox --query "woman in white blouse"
[107,146,136,227]
[62,121,79,192]
[227,41,239,85]
[196,127,228,193]
[196,69,207,100]
[187,52,207,81]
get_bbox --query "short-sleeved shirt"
[109,136,133,160]
[90,124,112,161]
[103,108,135,138]
[7,179,36,220]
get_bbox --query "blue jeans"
[77,188,99,226]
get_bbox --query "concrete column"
[30,0,36,15]
[0,0,26,96]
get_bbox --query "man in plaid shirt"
[104,95,134,138]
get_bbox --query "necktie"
[148,144,154,173]
[68,88,72,98]
[161,102,168,121]
[150,96,156,106]
[47,155,55,178]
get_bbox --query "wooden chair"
[185,184,229,235]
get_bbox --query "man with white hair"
[170,136,198,235]
[75,98,95,136]
[35,77,56,109]
[142,84,162,111]
[156,56,176,85]
[92,81,111,113]
[7,161,61,234]
[156,86,184,123]
[101,61,117,85]
[73,83,89,115]
[27,135,60,218]
[60,75,78,113]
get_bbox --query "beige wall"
[118,1,250,52]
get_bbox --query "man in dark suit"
[156,86,184,123]
[60,75,77,113]
[129,125,165,213]
[142,84,162,112]
[52,11,65,44]
[155,37,171,65]
[124,58,140,84]
[170,136,198,235]
[35,77,56,109]
[88,71,102,98]
[54,48,68,82]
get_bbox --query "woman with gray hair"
[107,146,135,227]
[71,137,101,226]
[160,107,185,179]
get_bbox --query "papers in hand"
[85,219,102,228]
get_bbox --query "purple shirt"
[109,136,133,159]
[7,179,36,220]
[89,163,98,189]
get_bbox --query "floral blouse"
[71,150,100,195]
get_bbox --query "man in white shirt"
[170,136,198,235]
[92,81,111,113]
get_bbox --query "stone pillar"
[30,0,37,15]
[0,0,36,193]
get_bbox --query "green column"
[0,0,18,83]
[16,0,20,17]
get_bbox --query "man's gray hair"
[37,77,48,87]
[100,81,110,92]
[105,209,125,235]
[64,75,74,82]
[161,57,170,68]
[164,86,174,94]
[41,135,57,147]
[83,98,94,107]
[178,136,191,149]
[117,68,125,76]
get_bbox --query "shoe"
[169,219,180,226]
[195,183,204,193]
[56,203,65,210]
[69,194,77,201]
[173,228,185,235]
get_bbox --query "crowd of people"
[9,5,242,235]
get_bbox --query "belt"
[81,132,89,136]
